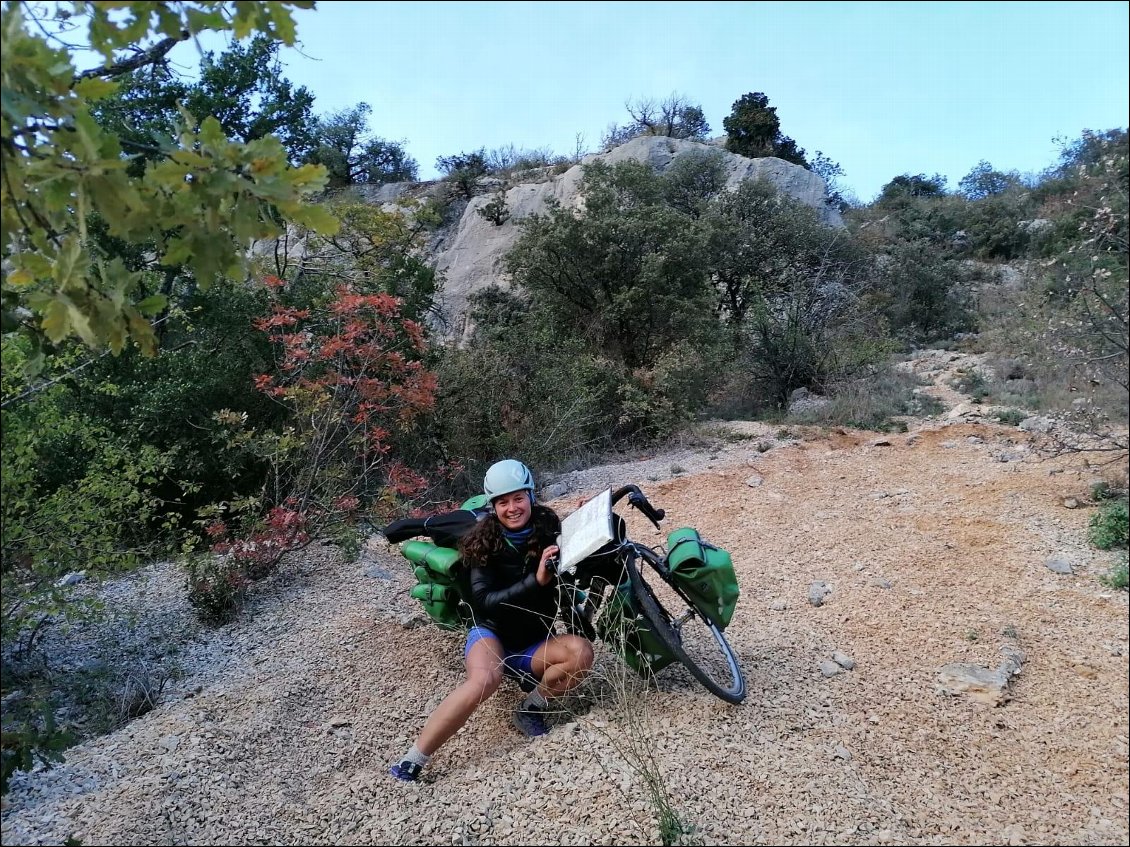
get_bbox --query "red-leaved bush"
[204,282,439,579]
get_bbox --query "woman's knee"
[574,639,595,671]
[556,636,594,672]
[467,668,503,699]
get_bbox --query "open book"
[556,488,615,573]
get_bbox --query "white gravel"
[2,351,1127,846]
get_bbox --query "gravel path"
[2,351,1127,846]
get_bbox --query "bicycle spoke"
[626,550,745,704]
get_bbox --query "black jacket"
[381,506,488,547]
[468,529,560,650]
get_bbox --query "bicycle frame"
[553,486,746,704]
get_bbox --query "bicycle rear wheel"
[625,551,746,704]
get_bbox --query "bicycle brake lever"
[631,492,665,530]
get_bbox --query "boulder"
[937,646,1025,705]
[429,136,841,340]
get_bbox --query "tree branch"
[73,32,188,84]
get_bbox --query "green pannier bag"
[401,540,468,630]
[401,540,462,579]
[596,583,677,676]
[395,495,490,631]
[666,527,739,630]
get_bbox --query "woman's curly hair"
[460,503,560,568]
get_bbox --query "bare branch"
[73,32,188,84]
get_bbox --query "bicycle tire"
[625,551,746,704]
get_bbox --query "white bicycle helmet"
[483,459,535,502]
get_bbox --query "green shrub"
[184,554,249,625]
[476,192,510,226]
[785,366,943,431]
[1,707,73,795]
[1089,499,1129,550]
[2,345,185,658]
[951,368,990,401]
[1100,553,1129,591]
[875,240,977,344]
[434,293,622,482]
[959,192,1035,260]
[1091,480,1118,501]
[995,409,1026,426]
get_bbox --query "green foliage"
[783,366,942,431]
[995,408,1026,426]
[704,178,865,339]
[960,192,1036,260]
[959,160,1024,200]
[722,92,807,166]
[294,199,440,323]
[434,288,621,478]
[2,281,280,556]
[878,173,949,204]
[1047,128,1128,179]
[703,181,883,408]
[1,705,73,795]
[1089,499,1129,550]
[1,1,336,360]
[1100,553,1129,591]
[477,192,511,226]
[738,292,892,411]
[307,103,418,188]
[503,152,880,422]
[661,149,728,218]
[951,368,989,401]
[1091,480,1117,501]
[506,159,717,370]
[89,34,319,170]
[184,552,248,624]
[873,240,977,343]
[1,336,190,660]
[436,149,488,198]
[810,150,849,211]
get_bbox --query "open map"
[556,487,615,571]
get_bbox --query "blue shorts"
[465,626,547,678]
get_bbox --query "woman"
[390,459,595,782]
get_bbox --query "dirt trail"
[1,351,1127,846]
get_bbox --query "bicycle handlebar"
[610,484,665,530]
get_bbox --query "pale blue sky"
[179,1,1128,202]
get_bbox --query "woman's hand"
[536,545,560,586]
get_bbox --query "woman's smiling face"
[493,490,532,530]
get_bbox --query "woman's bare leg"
[529,634,594,699]
[415,637,506,755]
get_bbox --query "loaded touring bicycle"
[384,484,745,704]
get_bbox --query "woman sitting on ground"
[390,459,595,781]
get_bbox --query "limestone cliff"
[357,136,840,341]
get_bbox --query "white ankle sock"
[402,743,431,768]
[522,689,549,710]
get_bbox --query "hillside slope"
[2,353,1127,846]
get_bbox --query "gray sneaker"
[512,704,550,737]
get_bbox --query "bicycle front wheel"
[625,552,746,704]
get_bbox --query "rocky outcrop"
[371,137,841,341]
